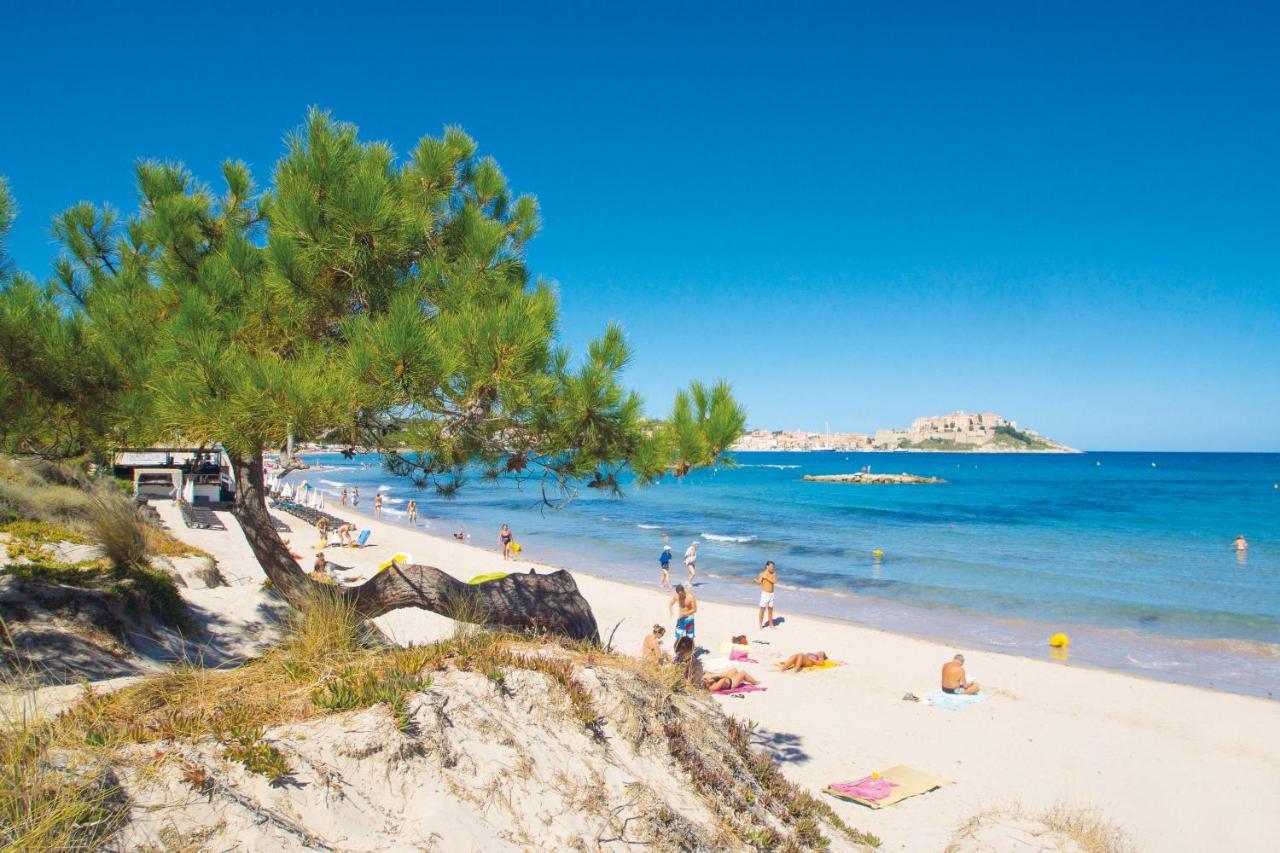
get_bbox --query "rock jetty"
[803,472,945,485]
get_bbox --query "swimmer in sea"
[1234,535,1248,553]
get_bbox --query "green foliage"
[995,424,1050,448]
[0,519,87,545]
[0,112,744,506]
[219,724,292,784]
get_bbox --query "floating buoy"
[872,549,884,557]
[1049,633,1070,648]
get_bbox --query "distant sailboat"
[813,421,835,452]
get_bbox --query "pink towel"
[729,648,759,663]
[713,683,767,696]
[828,775,898,801]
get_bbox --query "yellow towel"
[803,659,842,671]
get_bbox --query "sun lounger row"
[179,501,226,530]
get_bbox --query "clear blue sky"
[2,2,1276,451]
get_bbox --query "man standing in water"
[1234,534,1249,553]
[754,560,778,629]
[668,584,697,641]
[683,541,698,585]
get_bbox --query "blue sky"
[2,2,1277,450]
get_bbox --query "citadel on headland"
[730,411,1079,453]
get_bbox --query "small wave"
[378,485,393,492]
[382,497,406,505]
[701,533,756,543]
[637,524,662,530]
[321,480,345,488]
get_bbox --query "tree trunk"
[227,450,601,644]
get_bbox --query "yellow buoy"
[1049,632,1070,648]
[872,549,884,557]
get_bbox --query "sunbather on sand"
[701,668,759,692]
[642,624,668,663]
[778,651,829,672]
[941,654,981,694]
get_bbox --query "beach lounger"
[352,529,371,547]
[824,765,949,809]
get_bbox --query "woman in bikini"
[499,523,514,559]
[778,651,829,672]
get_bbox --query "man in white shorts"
[754,560,777,629]
[683,541,698,584]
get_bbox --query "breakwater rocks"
[803,472,946,485]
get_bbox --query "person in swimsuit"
[673,636,756,691]
[778,651,829,672]
[1234,535,1248,553]
[659,545,673,589]
[373,493,383,515]
[754,560,777,629]
[340,487,349,507]
[941,654,980,694]
[407,500,418,524]
[351,486,360,507]
[683,541,698,585]
[668,584,697,640]
[315,516,331,549]
[642,624,667,663]
[500,523,514,559]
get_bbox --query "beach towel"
[824,765,950,809]
[827,776,897,802]
[801,659,842,671]
[712,683,766,696]
[729,648,759,663]
[926,690,990,711]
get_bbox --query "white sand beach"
[187,500,1280,852]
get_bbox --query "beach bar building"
[111,447,236,506]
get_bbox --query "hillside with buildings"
[731,412,1079,453]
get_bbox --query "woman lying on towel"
[674,636,759,692]
[778,651,830,672]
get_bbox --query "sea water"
[295,451,1280,698]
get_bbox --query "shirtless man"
[754,560,778,629]
[941,654,981,695]
[668,584,697,641]
[1234,535,1248,553]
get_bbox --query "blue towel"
[926,690,990,711]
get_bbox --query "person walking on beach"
[340,487,348,507]
[668,584,697,641]
[659,545,673,589]
[351,486,360,508]
[407,500,418,524]
[1234,534,1249,553]
[500,523,514,559]
[941,654,981,695]
[373,493,383,515]
[754,560,778,629]
[683,541,698,585]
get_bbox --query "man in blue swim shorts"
[668,584,697,641]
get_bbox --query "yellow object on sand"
[468,571,509,585]
[803,659,842,671]
[825,764,950,809]
[1049,632,1070,648]
[377,552,412,572]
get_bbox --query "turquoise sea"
[296,451,1280,698]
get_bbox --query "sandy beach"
[201,499,1280,852]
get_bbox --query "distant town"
[729,411,1079,453]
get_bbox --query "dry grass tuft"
[1041,803,1134,853]
[87,494,150,571]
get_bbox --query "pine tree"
[0,113,745,640]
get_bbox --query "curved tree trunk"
[227,450,600,643]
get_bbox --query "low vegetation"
[2,582,875,850]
